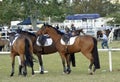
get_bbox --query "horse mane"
[45,25,64,35]
[19,30,36,37]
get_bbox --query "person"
[56,24,59,30]
[101,31,109,49]
[71,24,76,31]
[70,24,76,66]
[65,26,71,35]
[64,25,76,67]
[71,24,76,36]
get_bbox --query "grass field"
[0,41,120,82]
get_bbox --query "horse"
[97,29,111,39]
[36,24,100,75]
[13,30,76,74]
[8,32,34,76]
[114,28,120,40]
[0,38,9,51]
[73,29,85,36]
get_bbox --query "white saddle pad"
[10,35,19,46]
[60,36,77,45]
[36,38,53,46]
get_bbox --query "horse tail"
[92,37,100,69]
[70,53,76,67]
[24,38,33,67]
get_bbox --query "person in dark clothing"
[71,24,76,31]
[56,24,59,30]
[69,24,76,67]
[71,24,76,36]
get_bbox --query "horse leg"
[17,56,22,75]
[18,65,22,75]
[31,66,34,75]
[10,55,15,76]
[82,52,94,75]
[59,53,67,74]
[22,64,27,76]
[65,54,71,74]
[37,54,44,74]
[20,55,27,76]
[88,62,94,75]
[69,53,76,67]
[30,56,34,75]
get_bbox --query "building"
[63,14,112,31]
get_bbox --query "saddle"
[37,35,47,46]
[36,35,53,46]
[62,34,71,44]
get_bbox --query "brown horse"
[0,38,9,51]
[73,29,85,36]
[36,24,100,75]
[14,30,76,74]
[8,33,34,76]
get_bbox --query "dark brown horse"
[36,24,100,75]
[8,33,34,76]
[97,29,111,39]
[114,28,120,40]
[14,30,76,74]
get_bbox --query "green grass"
[0,41,120,82]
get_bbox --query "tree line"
[0,0,120,25]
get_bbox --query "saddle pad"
[60,36,77,45]
[10,36,19,46]
[36,38,53,46]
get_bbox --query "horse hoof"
[63,70,71,74]
[89,72,93,75]
[10,73,14,77]
[66,69,71,74]
[66,71,71,74]
[32,72,34,75]
[40,71,44,74]
[23,72,27,76]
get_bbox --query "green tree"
[0,0,120,25]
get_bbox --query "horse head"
[36,24,50,36]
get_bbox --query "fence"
[0,48,120,72]
[98,48,120,72]
[0,29,120,72]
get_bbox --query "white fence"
[0,48,120,72]
[0,28,120,72]
[98,48,120,72]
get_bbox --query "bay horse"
[14,30,76,74]
[73,29,85,36]
[36,24,100,75]
[8,33,34,76]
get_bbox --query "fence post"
[108,49,112,72]
[17,56,21,65]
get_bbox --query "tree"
[0,0,120,25]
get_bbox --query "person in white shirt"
[101,31,109,49]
